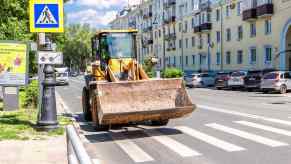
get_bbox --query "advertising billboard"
[0,41,28,86]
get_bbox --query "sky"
[65,0,141,29]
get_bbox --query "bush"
[162,68,184,78]
[20,80,38,108]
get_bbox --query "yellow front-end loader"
[82,29,195,130]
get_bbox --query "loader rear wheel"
[82,87,92,121]
[151,119,169,126]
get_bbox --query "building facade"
[110,0,291,72]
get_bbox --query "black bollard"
[36,64,59,130]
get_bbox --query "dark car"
[214,72,232,90]
[244,69,277,91]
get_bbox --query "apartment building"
[110,0,291,72]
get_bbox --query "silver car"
[184,73,215,88]
[228,71,247,89]
[261,71,291,94]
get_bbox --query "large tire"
[151,119,169,126]
[280,85,287,94]
[82,87,92,121]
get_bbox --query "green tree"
[61,24,93,71]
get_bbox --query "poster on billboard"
[0,41,28,86]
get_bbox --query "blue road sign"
[29,0,64,33]
[34,4,59,28]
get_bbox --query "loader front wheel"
[82,87,92,121]
[151,119,169,126]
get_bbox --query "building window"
[159,29,161,37]
[250,23,256,37]
[226,5,230,17]
[216,9,220,21]
[226,28,231,41]
[192,55,196,65]
[265,19,272,35]
[237,50,243,64]
[192,18,195,28]
[179,23,182,32]
[199,35,203,49]
[184,21,188,32]
[238,26,243,41]
[207,34,211,44]
[186,56,189,65]
[179,39,182,49]
[237,2,242,16]
[192,36,195,47]
[174,56,176,66]
[265,46,272,63]
[185,38,189,48]
[216,31,221,43]
[250,48,257,64]
[216,52,221,65]
[226,51,231,64]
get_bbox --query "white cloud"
[67,9,117,27]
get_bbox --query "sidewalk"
[0,136,67,164]
[0,92,68,164]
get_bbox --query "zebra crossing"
[83,119,291,163]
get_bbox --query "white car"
[228,71,247,89]
[55,67,69,85]
[261,71,291,94]
[184,73,215,88]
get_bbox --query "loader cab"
[91,30,138,70]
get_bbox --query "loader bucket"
[91,79,195,125]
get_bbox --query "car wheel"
[82,87,92,121]
[280,85,287,94]
[151,119,169,126]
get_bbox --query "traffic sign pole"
[36,34,59,131]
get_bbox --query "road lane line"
[145,130,201,157]
[198,104,291,126]
[111,133,154,163]
[175,126,245,152]
[206,123,288,147]
[235,121,291,137]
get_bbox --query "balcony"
[256,3,274,18]
[200,23,212,32]
[193,26,201,33]
[164,0,176,8]
[242,8,257,21]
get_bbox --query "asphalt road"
[57,77,291,164]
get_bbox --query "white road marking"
[145,130,201,157]
[55,91,72,113]
[175,126,245,152]
[198,104,291,126]
[111,133,154,163]
[235,121,291,137]
[206,123,289,147]
[92,158,104,164]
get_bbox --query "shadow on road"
[73,113,183,143]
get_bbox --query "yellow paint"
[29,0,64,33]
[108,58,134,73]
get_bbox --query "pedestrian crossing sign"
[29,0,64,33]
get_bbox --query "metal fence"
[66,125,93,164]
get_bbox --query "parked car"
[228,71,247,89]
[184,73,215,88]
[214,71,232,90]
[244,69,276,91]
[261,71,291,94]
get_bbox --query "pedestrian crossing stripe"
[36,5,58,25]
[29,0,64,33]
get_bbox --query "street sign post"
[29,0,64,33]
